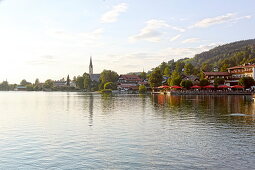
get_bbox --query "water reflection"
[88,93,93,126]
[151,94,255,125]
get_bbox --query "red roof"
[203,72,231,76]
[119,75,142,81]
[228,64,255,69]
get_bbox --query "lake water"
[0,92,254,169]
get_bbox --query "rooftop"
[203,72,231,76]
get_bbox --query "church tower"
[89,57,93,75]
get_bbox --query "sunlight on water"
[0,92,254,169]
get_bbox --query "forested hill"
[189,39,255,71]
[151,39,255,78]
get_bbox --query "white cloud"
[129,19,185,43]
[159,43,218,59]
[101,3,128,23]
[182,38,200,43]
[170,34,181,42]
[47,28,104,47]
[190,13,252,28]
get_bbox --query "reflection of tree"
[139,94,147,113]
[151,94,255,126]
[101,93,115,113]
[88,93,94,126]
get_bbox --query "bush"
[139,84,147,94]
[104,82,117,90]
[180,80,193,89]
[199,79,210,86]
[101,89,112,93]
[214,78,225,86]
[239,77,255,88]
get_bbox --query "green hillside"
[153,39,255,78]
[189,39,255,71]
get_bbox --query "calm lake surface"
[0,92,254,169]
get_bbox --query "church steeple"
[89,56,93,75]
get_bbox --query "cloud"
[190,13,252,28]
[170,34,181,42]
[182,38,200,43]
[27,55,57,65]
[159,43,218,59]
[129,19,185,42]
[101,3,128,23]
[47,28,104,47]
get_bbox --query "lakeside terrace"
[152,85,254,95]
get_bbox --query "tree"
[199,79,210,86]
[44,79,54,89]
[175,61,185,73]
[239,77,255,88]
[201,63,213,72]
[214,78,225,86]
[139,71,147,80]
[163,67,171,76]
[184,63,194,75]
[104,82,116,90]
[76,76,84,89]
[33,78,41,91]
[0,81,9,91]
[35,78,40,85]
[99,70,119,89]
[139,84,147,94]
[170,77,182,86]
[66,75,70,87]
[180,80,193,89]
[149,68,162,88]
[20,79,31,86]
[169,71,182,86]
[83,73,91,91]
[159,62,168,74]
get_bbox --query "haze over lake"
[0,92,254,169]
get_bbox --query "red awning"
[231,85,244,89]
[191,85,201,88]
[203,85,215,88]
[171,86,182,89]
[158,85,170,89]
[218,85,231,88]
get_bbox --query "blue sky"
[0,0,254,83]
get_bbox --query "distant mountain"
[189,39,255,71]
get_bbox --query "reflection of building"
[89,57,100,82]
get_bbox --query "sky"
[0,0,254,83]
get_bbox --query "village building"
[89,57,100,82]
[203,72,232,85]
[117,74,143,91]
[227,64,255,85]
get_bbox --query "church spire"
[89,56,93,75]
